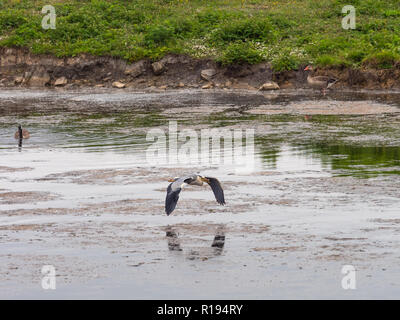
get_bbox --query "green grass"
[1,0,400,70]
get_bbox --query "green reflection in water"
[255,136,282,169]
[301,144,400,178]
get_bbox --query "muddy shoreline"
[1,47,400,91]
[3,87,400,116]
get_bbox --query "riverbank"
[2,0,400,90]
[1,48,400,90]
[1,0,400,70]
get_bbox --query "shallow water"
[1,88,400,299]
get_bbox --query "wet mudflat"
[1,88,400,299]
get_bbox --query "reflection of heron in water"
[165,225,225,259]
[166,227,183,252]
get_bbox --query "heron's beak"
[168,178,175,182]
[304,66,310,71]
[200,177,210,183]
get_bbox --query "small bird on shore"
[304,65,338,95]
[14,125,30,140]
[165,174,225,216]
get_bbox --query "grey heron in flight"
[165,174,225,215]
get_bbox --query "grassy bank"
[1,0,400,71]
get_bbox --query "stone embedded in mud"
[27,67,50,87]
[54,76,68,87]
[201,69,216,81]
[151,61,166,75]
[23,66,50,87]
[259,81,280,91]
[202,83,213,89]
[124,61,146,78]
[112,81,126,88]
[232,82,255,90]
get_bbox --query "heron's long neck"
[18,127,22,139]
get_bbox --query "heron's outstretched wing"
[165,183,182,215]
[205,177,225,205]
